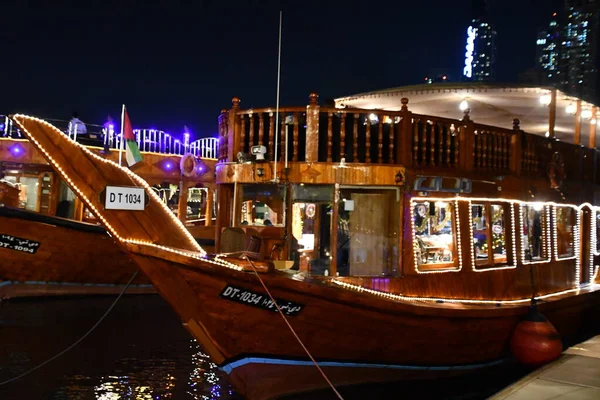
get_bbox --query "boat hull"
[128,252,600,400]
[0,206,152,298]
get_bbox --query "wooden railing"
[219,93,596,180]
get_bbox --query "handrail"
[2,114,219,159]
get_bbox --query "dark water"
[0,294,534,400]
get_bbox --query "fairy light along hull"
[10,106,600,400]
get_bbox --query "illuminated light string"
[11,115,205,256]
[331,278,587,306]
[411,197,594,275]
[409,199,462,274]
[590,207,597,282]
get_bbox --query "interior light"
[566,103,576,114]
[540,94,551,105]
[545,131,550,137]
[459,100,469,111]
[582,109,593,119]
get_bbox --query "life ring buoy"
[180,153,198,178]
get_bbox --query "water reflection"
[0,295,236,400]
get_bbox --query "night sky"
[2,0,564,139]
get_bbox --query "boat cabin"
[213,85,600,302]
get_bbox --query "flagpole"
[272,10,282,183]
[119,104,125,166]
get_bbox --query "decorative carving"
[301,163,321,182]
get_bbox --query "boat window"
[17,176,40,212]
[471,203,508,267]
[239,184,285,227]
[413,200,457,270]
[555,206,577,259]
[291,184,334,276]
[521,204,550,263]
[185,187,215,224]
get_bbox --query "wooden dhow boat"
[0,116,217,297]
[10,84,600,399]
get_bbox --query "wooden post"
[459,109,474,172]
[218,109,228,161]
[204,187,213,226]
[329,184,339,277]
[398,98,413,166]
[305,92,320,162]
[575,99,582,145]
[510,118,522,177]
[178,180,189,223]
[590,106,597,148]
[548,89,556,138]
[227,97,241,163]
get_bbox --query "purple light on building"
[165,162,173,170]
[9,144,24,157]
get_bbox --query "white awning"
[335,84,599,145]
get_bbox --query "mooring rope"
[0,270,140,386]
[242,254,344,400]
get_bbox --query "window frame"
[411,199,461,273]
[553,205,579,261]
[520,203,552,265]
[470,201,514,270]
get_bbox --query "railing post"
[397,98,413,166]
[227,97,241,163]
[459,108,474,172]
[218,109,228,162]
[510,118,522,177]
[305,92,320,162]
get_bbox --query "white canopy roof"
[335,84,599,145]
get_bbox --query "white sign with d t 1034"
[104,186,146,211]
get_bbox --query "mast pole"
[273,10,283,182]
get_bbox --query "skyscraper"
[561,0,599,100]
[535,13,562,84]
[463,0,497,82]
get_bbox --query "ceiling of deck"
[334,84,599,145]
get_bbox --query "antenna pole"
[273,10,283,182]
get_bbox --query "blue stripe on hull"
[221,356,505,375]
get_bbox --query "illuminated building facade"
[463,0,497,82]
[560,0,599,100]
[535,13,562,84]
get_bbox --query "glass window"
[291,184,333,275]
[556,206,576,259]
[239,184,285,227]
[522,204,549,262]
[472,203,508,267]
[413,201,456,269]
[17,176,39,212]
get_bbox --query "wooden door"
[349,193,388,276]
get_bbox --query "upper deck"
[216,87,600,203]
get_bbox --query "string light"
[331,279,587,305]
[11,114,204,254]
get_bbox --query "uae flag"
[122,108,143,167]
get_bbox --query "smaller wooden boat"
[0,204,153,298]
